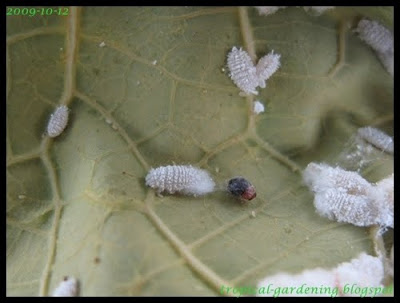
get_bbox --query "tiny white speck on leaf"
[152,60,157,65]
[105,118,112,124]
[99,41,106,48]
[250,211,256,218]
[18,194,26,200]
[355,19,393,76]
[253,101,265,114]
[47,105,69,138]
[257,253,384,297]
[145,165,215,197]
[52,276,79,297]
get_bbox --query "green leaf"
[7,6,393,296]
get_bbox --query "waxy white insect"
[256,51,281,88]
[357,126,393,154]
[52,276,79,297]
[227,47,259,95]
[303,6,335,15]
[255,6,333,17]
[303,162,372,196]
[253,101,265,114]
[46,105,69,138]
[254,6,286,16]
[355,19,393,76]
[356,19,393,55]
[303,162,393,228]
[145,165,215,197]
[257,253,384,297]
[314,189,378,226]
[227,47,281,95]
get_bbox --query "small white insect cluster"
[52,276,79,297]
[257,253,384,297]
[46,105,70,138]
[227,47,281,95]
[303,162,393,229]
[145,165,215,197]
[355,19,393,76]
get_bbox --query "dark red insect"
[227,177,257,201]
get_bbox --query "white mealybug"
[254,6,286,16]
[253,100,265,114]
[256,50,281,88]
[357,126,393,154]
[227,47,259,95]
[257,253,384,297]
[303,162,393,228]
[47,105,69,138]
[303,6,335,16]
[314,189,378,226]
[52,276,79,297]
[145,165,215,197]
[356,19,393,55]
[355,19,393,76]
